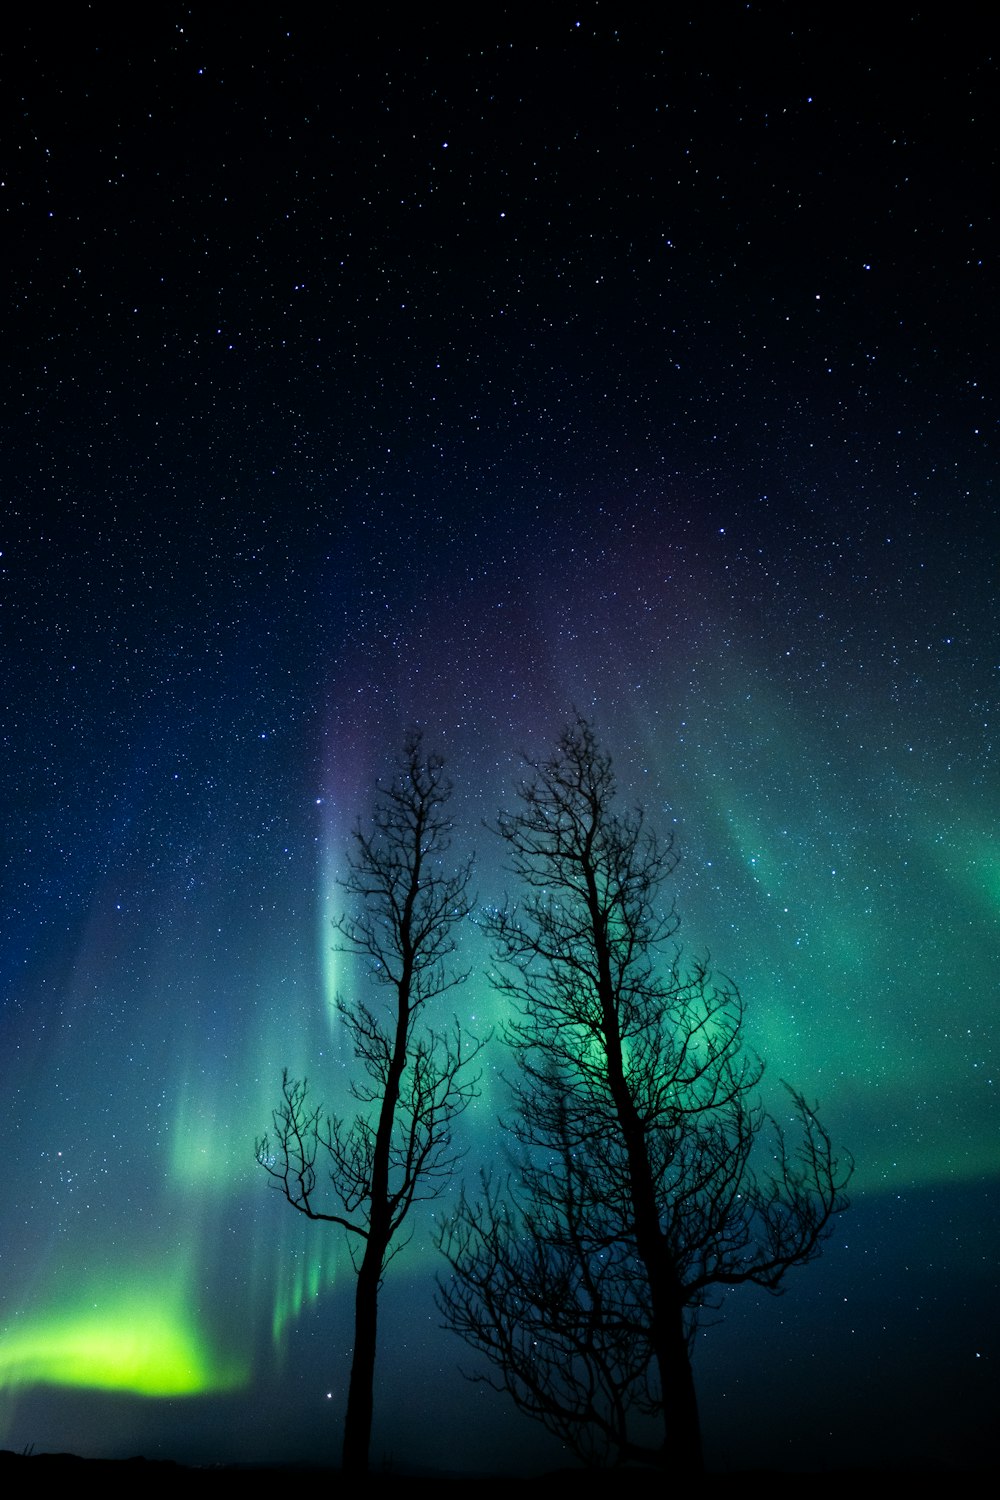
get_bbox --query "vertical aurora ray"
[317,807,351,1033]
[0,781,348,1440]
[1,873,248,1420]
[315,691,390,1030]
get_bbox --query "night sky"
[1,6,996,1475]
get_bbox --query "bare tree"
[257,732,481,1475]
[437,717,851,1472]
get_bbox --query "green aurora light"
[0,1286,246,1397]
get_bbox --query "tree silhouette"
[437,717,851,1471]
[257,732,481,1475]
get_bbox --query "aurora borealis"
[1,7,997,1475]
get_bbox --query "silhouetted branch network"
[257,731,483,1474]
[437,717,851,1471]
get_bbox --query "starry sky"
[1,5,996,1475]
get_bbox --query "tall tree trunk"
[651,1299,704,1474]
[586,866,705,1473]
[342,1243,382,1474]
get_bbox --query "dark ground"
[2,1450,992,1493]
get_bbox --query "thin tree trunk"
[341,944,409,1473]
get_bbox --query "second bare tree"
[258,732,480,1474]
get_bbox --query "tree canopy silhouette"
[437,717,851,1471]
[257,731,481,1475]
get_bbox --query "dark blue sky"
[1,6,996,1473]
